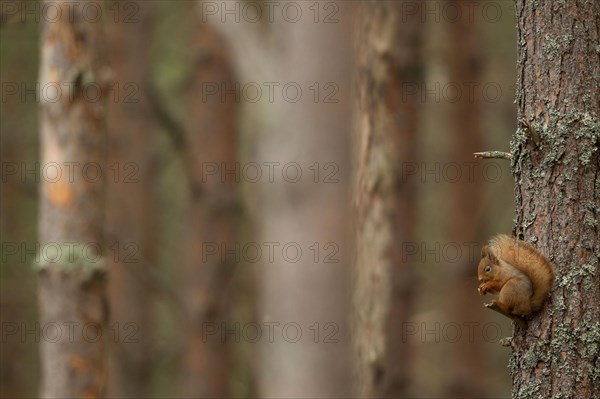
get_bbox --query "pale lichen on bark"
[33,243,107,278]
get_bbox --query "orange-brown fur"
[477,235,554,324]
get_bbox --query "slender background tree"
[105,1,156,397]
[443,1,488,395]
[353,1,423,397]
[180,3,239,397]
[0,6,39,397]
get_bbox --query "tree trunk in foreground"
[353,1,423,397]
[37,1,109,397]
[511,1,599,398]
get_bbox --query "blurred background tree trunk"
[443,1,487,396]
[353,1,423,397]
[36,1,109,397]
[0,7,39,397]
[180,4,239,397]
[0,142,39,399]
[511,1,599,397]
[105,1,156,397]
[253,3,354,397]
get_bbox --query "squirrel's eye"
[485,266,491,273]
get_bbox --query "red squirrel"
[477,235,554,327]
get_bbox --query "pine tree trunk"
[353,1,422,397]
[37,1,109,397]
[511,1,600,398]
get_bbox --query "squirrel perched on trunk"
[477,234,554,327]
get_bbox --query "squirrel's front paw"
[484,300,499,310]
[478,284,488,295]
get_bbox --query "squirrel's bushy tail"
[489,235,555,312]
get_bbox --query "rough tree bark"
[37,1,109,397]
[510,1,599,398]
[353,1,423,397]
[105,1,155,397]
[181,4,238,397]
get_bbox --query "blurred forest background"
[1,1,520,398]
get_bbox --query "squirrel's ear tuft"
[481,245,499,264]
[481,245,490,258]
